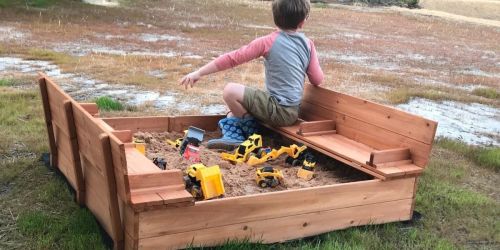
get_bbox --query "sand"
[134,131,370,198]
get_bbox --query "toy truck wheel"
[270,179,280,188]
[285,156,294,165]
[258,180,268,188]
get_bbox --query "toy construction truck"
[296,153,317,181]
[221,134,262,164]
[166,130,187,149]
[184,164,225,200]
[247,144,307,166]
[179,126,205,162]
[256,166,284,188]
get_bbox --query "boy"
[180,0,323,150]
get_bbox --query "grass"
[473,87,499,100]
[0,86,107,249]
[436,138,500,171]
[95,96,124,111]
[0,78,15,87]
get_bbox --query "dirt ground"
[133,130,370,198]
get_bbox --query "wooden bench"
[38,73,437,249]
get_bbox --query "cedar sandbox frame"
[38,73,437,249]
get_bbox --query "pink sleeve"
[307,40,324,85]
[214,32,278,71]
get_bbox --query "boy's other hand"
[180,71,201,89]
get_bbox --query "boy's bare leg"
[223,82,247,118]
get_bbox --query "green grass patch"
[473,87,499,100]
[95,96,124,111]
[353,0,419,8]
[436,138,500,171]
[0,78,16,86]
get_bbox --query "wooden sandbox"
[38,73,437,249]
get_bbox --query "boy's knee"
[223,83,243,101]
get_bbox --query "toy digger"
[247,144,307,166]
[221,134,262,164]
[166,130,188,149]
[184,164,225,200]
[297,153,317,181]
[255,166,284,188]
[179,126,205,155]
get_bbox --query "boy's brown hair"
[272,0,310,30]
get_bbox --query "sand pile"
[134,131,369,198]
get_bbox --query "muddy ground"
[134,131,370,198]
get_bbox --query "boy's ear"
[298,20,305,29]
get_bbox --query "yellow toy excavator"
[221,134,262,164]
[247,144,307,166]
[184,164,225,200]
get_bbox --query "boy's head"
[272,0,310,30]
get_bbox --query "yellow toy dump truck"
[255,166,284,188]
[221,134,262,164]
[184,164,225,200]
[247,144,307,166]
[296,153,317,181]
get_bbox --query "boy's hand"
[180,71,201,89]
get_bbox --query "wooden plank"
[82,155,114,236]
[100,117,170,133]
[374,160,413,168]
[139,199,413,249]
[369,148,411,166]
[99,133,124,245]
[300,130,337,137]
[127,171,185,190]
[125,147,162,174]
[38,76,58,168]
[57,147,78,189]
[138,178,415,238]
[298,120,335,135]
[111,130,133,143]
[169,115,225,132]
[79,103,99,116]
[97,119,114,132]
[303,84,438,144]
[64,101,85,205]
[109,134,131,203]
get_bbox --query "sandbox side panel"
[139,199,413,249]
[138,178,415,238]
[109,134,131,203]
[169,115,224,132]
[72,103,123,247]
[40,75,85,203]
[101,117,170,133]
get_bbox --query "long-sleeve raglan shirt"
[214,30,323,106]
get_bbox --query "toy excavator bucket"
[197,166,225,200]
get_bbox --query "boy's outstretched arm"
[180,61,218,89]
[180,33,276,89]
[307,40,324,86]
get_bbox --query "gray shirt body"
[264,31,311,106]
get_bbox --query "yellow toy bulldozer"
[221,134,262,164]
[297,153,317,181]
[255,166,284,188]
[247,144,307,166]
[184,164,225,200]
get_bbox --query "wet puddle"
[397,98,500,146]
[0,57,225,114]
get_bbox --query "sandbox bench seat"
[38,73,437,250]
